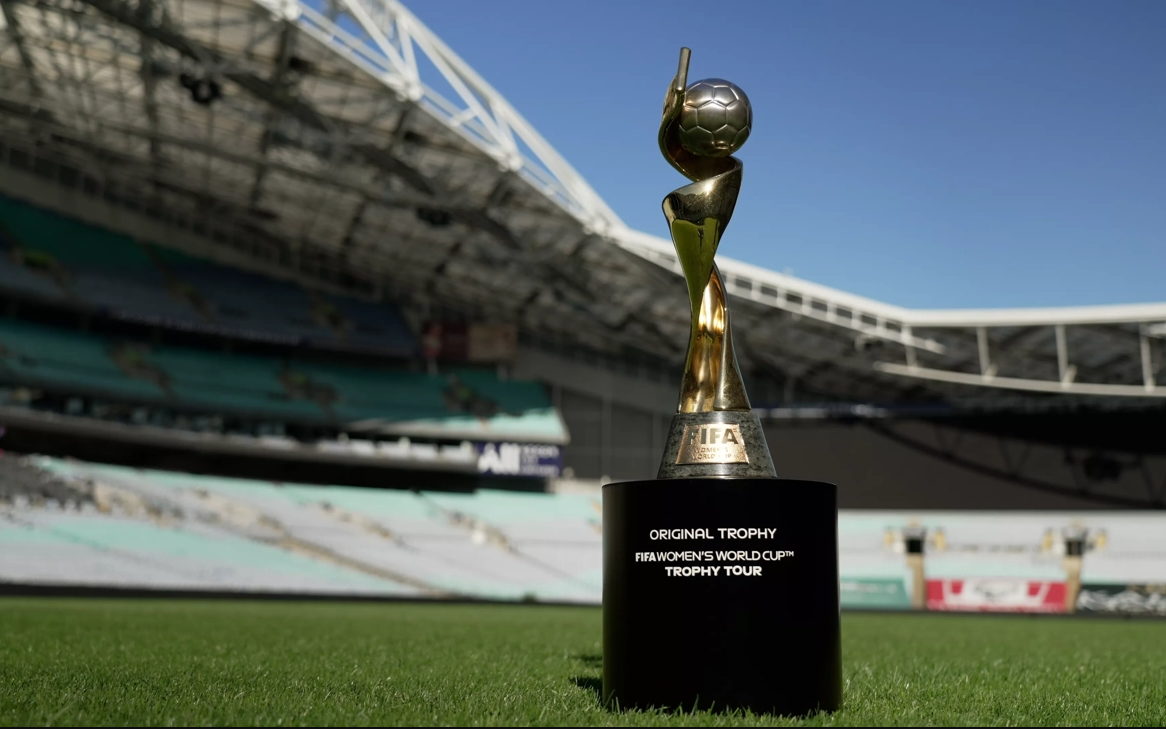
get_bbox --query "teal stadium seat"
[25,457,604,602]
[0,196,156,268]
[0,194,203,322]
[0,318,165,400]
[0,314,561,438]
[0,511,418,595]
[301,363,567,441]
[0,195,423,354]
[0,218,68,302]
[295,363,448,422]
[147,346,325,420]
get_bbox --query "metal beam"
[248,20,297,207]
[0,0,44,100]
[75,0,442,199]
[874,361,1163,398]
[285,0,622,233]
[1055,324,1069,384]
[338,103,416,249]
[0,97,546,261]
[135,0,163,177]
[976,326,996,377]
[1142,329,1156,392]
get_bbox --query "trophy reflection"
[657,47,775,479]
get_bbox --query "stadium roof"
[0,0,1163,408]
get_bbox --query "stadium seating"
[0,318,167,402]
[0,317,564,439]
[0,194,418,356]
[4,455,1166,611]
[0,510,420,595]
[320,293,419,354]
[292,362,448,422]
[0,221,71,303]
[0,195,204,322]
[0,195,566,439]
[145,345,324,420]
[15,457,603,602]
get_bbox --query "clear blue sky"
[415,0,1165,309]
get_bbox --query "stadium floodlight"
[601,48,842,718]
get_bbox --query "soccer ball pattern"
[677,78,752,158]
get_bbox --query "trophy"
[654,46,775,480]
[602,48,842,716]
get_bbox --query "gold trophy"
[600,49,841,717]
[656,47,776,479]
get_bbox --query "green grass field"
[2,598,1165,727]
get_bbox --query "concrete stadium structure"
[0,0,1164,508]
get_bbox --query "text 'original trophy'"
[601,49,842,716]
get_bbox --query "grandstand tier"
[0,315,566,445]
[2,455,1163,616]
[0,194,419,356]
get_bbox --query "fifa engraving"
[675,424,749,465]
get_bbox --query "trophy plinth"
[602,478,841,715]
[601,48,842,716]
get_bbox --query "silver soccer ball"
[677,78,752,158]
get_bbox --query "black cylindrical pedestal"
[602,478,841,716]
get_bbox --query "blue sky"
[414,1,1164,309]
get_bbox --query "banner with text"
[840,578,912,609]
[476,442,562,478]
[925,578,1066,613]
[1076,583,1166,616]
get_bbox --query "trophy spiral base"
[602,478,842,716]
[657,410,776,479]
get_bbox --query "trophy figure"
[601,48,842,716]
[656,47,775,479]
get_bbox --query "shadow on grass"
[571,675,720,717]
[569,652,605,708]
[570,675,603,705]
[570,672,825,720]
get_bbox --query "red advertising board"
[926,578,1066,613]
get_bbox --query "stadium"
[0,0,1164,725]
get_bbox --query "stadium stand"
[844,513,1166,613]
[0,222,73,304]
[0,317,566,442]
[3,454,1164,613]
[3,456,603,603]
[0,194,418,356]
[0,318,168,402]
